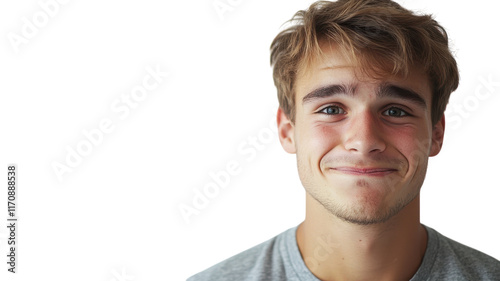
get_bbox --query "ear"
[277,107,296,154]
[430,115,445,157]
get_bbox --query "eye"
[383,107,409,117]
[319,105,346,115]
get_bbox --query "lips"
[331,167,397,176]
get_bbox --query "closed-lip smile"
[331,167,397,176]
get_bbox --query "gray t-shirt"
[188,225,500,280]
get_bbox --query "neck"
[297,193,427,281]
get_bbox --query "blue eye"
[383,107,409,117]
[320,106,346,115]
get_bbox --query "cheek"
[391,129,431,169]
[296,124,341,176]
[308,124,341,150]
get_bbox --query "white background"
[0,0,499,280]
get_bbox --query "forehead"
[294,43,432,103]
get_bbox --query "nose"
[343,110,386,155]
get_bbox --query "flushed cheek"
[311,125,342,168]
[395,134,431,180]
[309,123,342,150]
[296,123,341,179]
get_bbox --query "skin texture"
[277,43,445,280]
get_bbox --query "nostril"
[343,131,386,154]
[343,113,386,154]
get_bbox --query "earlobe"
[430,115,445,157]
[277,107,296,154]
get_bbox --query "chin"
[338,190,419,225]
[320,189,404,225]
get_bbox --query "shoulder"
[187,227,295,281]
[421,226,500,280]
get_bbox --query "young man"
[188,0,500,280]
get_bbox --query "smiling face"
[278,43,445,225]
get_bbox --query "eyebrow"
[302,83,427,109]
[377,83,427,109]
[302,84,356,104]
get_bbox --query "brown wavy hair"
[270,0,459,125]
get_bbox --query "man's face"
[278,44,444,225]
